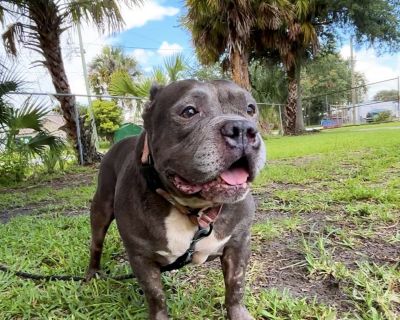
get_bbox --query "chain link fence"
[4,77,400,148]
[302,77,400,128]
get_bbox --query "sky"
[1,0,400,102]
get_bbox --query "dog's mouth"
[171,157,250,196]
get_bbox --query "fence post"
[278,104,284,135]
[398,76,400,118]
[77,23,99,150]
[74,104,84,165]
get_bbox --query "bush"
[0,150,30,183]
[87,99,123,141]
[374,111,392,123]
[41,147,69,174]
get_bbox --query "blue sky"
[104,0,195,72]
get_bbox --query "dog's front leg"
[221,233,254,320]
[129,256,168,320]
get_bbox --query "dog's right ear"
[143,83,164,125]
[149,83,164,102]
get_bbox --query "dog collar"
[139,133,223,228]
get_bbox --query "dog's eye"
[181,106,198,118]
[247,104,256,116]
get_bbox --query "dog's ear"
[142,83,164,126]
[149,83,164,101]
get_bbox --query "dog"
[86,79,266,319]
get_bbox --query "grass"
[1,121,399,319]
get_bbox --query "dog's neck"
[139,133,222,228]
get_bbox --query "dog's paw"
[151,310,169,320]
[85,269,101,282]
[227,305,254,320]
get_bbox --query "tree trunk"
[30,5,100,165]
[230,49,251,91]
[295,60,305,134]
[283,66,297,135]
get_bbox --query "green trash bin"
[114,123,143,143]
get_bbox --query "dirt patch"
[0,200,52,223]
[0,170,96,223]
[267,155,323,167]
[4,170,96,193]
[253,234,353,312]
[248,210,355,311]
[333,237,400,267]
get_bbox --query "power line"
[81,42,191,52]
[303,77,399,101]
[6,91,147,101]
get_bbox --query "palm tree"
[88,46,140,95]
[108,54,186,123]
[252,0,318,134]
[109,54,186,98]
[183,0,290,91]
[183,0,252,90]
[0,61,64,181]
[0,0,141,164]
[163,53,186,82]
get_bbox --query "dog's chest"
[156,208,231,265]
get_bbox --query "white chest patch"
[157,208,231,265]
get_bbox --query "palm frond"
[2,22,25,56]
[109,70,140,96]
[163,54,186,82]
[151,66,168,85]
[66,0,143,33]
[24,131,64,156]
[134,78,153,97]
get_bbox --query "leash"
[0,133,221,282]
[0,225,213,281]
[0,264,136,282]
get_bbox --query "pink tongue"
[220,168,249,186]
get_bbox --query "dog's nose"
[220,120,258,148]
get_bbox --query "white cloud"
[340,45,400,99]
[131,48,155,65]
[121,1,179,30]
[157,41,183,56]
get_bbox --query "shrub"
[374,111,392,123]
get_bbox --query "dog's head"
[142,79,266,204]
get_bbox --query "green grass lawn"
[1,122,399,319]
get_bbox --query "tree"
[108,55,187,123]
[373,90,398,102]
[0,0,141,164]
[88,46,140,95]
[163,54,187,82]
[109,54,187,98]
[89,99,122,141]
[184,62,230,81]
[184,0,400,135]
[253,0,400,135]
[0,61,64,181]
[249,60,287,133]
[183,0,290,90]
[301,51,366,124]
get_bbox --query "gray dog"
[86,79,266,319]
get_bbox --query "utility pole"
[397,76,400,119]
[77,23,99,149]
[350,36,357,124]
